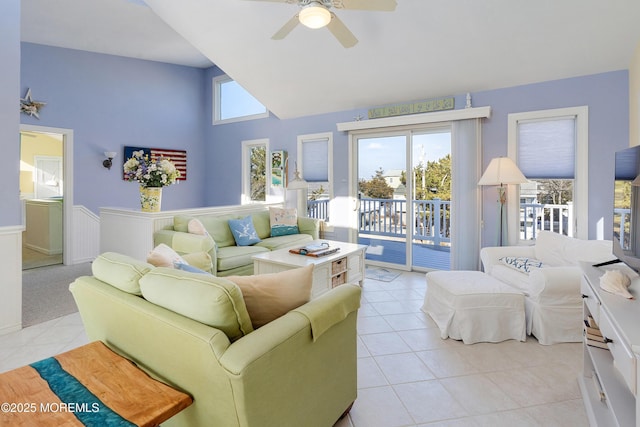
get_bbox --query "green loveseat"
[153,210,319,276]
[70,252,360,427]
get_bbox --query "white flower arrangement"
[123,150,180,188]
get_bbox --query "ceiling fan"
[244,0,397,48]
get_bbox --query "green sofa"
[70,252,361,427]
[154,210,320,276]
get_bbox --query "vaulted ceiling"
[21,0,640,119]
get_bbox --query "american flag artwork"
[123,146,187,181]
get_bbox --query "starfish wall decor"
[20,88,46,119]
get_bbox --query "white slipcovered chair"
[480,231,613,345]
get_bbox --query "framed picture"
[271,150,287,187]
[123,146,187,181]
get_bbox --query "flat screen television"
[609,145,640,271]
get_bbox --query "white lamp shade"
[286,160,308,189]
[104,151,117,159]
[299,3,331,29]
[287,169,308,189]
[287,179,308,190]
[478,156,528,186]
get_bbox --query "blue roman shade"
[517,118,575,179]
[302,138,329,182]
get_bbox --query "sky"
[220,79,267,120]
[358,131,451,180]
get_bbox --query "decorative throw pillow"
[499,256,544,274]
[269,207,299,237]
[147,243,188,268]
[181,252,214,273]
[174,262,209,274]
[226,264,314,328]
[187,218,209,236]
[228,216,262,246]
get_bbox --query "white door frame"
[20,124,74,265]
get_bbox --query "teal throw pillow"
[228,216,261,246]
[269,207,300,237]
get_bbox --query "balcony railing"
[359,197,451,246]
[520,202,573,239]
[614,208,631,248]
[307,197,451,247]
[307,198,575,243]
[307,199,329,222]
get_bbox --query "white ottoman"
[422,271,526,344]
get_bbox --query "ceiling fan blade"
[336,0,397,11]
[326,13,358,48]
[272,13,300,40]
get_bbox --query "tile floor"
[338,271,588,427]
[0,271,588,426]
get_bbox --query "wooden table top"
[0,341,192,426]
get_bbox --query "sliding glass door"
[357,134,408,268]
[411,131,451,270]
[354,127,451,271]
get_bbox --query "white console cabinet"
[579,262,640,426]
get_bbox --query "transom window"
[213,75,268,125]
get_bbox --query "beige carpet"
[22,246,62,270]
[22,262,92,327]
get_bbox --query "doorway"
[354,127,452,271]
[19,125,73,269]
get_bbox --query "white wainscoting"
[0,225,23,335]
[100,203,284,261]
[71,205,100,264]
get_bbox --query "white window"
[241,139,269,204]
[508,106,588,241]
[213,75,268,124]
[297,132,333,221]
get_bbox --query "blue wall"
[208,70,629,243]
[475,71,629,243]
[0,0,21,226]
[20,43,208,214]
[18,42,629,244]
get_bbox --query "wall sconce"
[103,151,117,170]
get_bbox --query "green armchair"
[70,253,360,427]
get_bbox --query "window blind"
[302,138,329,182]
[517,118,575,179]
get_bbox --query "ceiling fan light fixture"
[299,3,331,29]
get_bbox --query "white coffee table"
[252,240,367,298]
